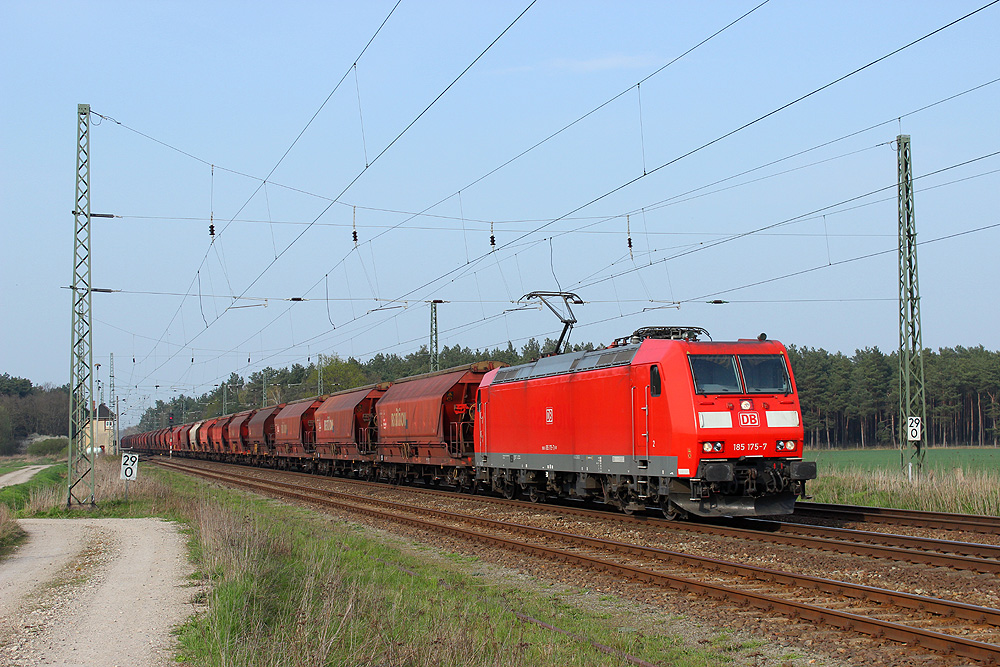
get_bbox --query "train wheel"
[660,499,686,521]
[502,480,518,500]
[528,486,545,504]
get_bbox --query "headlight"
[785,441,796,451]
[713,442,724,452]
[740,399,752,410]
[775,441,785,451]
[703,442,712,453]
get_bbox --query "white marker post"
[906,417,922,481]
[121,452,139,501]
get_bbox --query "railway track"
[793,501,1000,535]
[159,457,1000,574]
[156,457,1000,664]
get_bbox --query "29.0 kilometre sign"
[120,453,139,481]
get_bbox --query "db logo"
[545,408,554,424]
[738,412,760,427]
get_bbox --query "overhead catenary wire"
[205,215,1000,387]
[120,6,999,413]
[130,1,536,388]
[108,2,773,386]
[213,151,1000,390]
[125,0,774,389]
[332,3,1000,329]
[568,149,1000,293]
[116,51,1000,397]
[136,155,1000,403]
[110,72,1000,239]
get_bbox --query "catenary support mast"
[430,300,442,372]
[897,134,927,472]
[68,103,96,506]
[109,352,118,455]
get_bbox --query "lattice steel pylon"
[109,352,118,455]
[897,134,927,472]
[429,300,442,372]
[68,103,96,507]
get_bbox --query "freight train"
[125,326,817,519]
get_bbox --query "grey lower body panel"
[475,451,679,477]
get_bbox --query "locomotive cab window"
[739,355,791,394]
[650,365,661,397]
[689,354,792,395]
[689,355,741,394]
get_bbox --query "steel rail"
[794,501,1000,534]
[157,458,1000,664]
[738,517,1000,562]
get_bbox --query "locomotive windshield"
[689,355,741,394]
[689,354,791,395]
[739,355,791,393]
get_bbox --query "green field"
[804,447,1000,514]
[810,446,1000,474]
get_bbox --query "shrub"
[26,438,69,457]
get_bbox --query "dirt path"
[0,466,48,490]
[0,518,193,667]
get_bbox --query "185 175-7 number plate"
[731,442,767,453]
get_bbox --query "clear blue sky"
[1,1,998,425]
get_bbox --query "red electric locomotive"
[475,327,815,518]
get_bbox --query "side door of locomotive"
[475,387,487,462]
[629,364,660,466]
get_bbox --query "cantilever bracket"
[520,291,584,355]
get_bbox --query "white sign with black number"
[907,416,922,442]
[121,453,139,481]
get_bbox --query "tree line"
[788,345,999,449]
[131,341,999,449]
[4,340,996,453]
[0,373,69,455]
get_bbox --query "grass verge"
[809,464,1000,514]
[0,465,66,512]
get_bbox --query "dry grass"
[22,455,173,515]
[810,466,1000,515]
[0,502,25,554]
